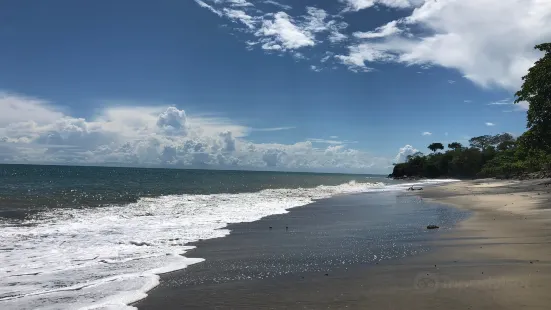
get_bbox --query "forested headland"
[391,43,551,180]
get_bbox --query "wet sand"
[136,179,551,309]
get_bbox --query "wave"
[0,179,457,310]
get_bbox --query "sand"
[396,178,551,310]
[136,179,551,309]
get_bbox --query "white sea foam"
[0,179,457,310]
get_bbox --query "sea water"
[0,164,457,309]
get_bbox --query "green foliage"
[391,43,550,180]
[428,142,444,153]
[447,142,463,151]
[515,43,551,151]
[390,132,548,179]
[469,135,493,149]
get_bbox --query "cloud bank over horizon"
[0,92,400,173]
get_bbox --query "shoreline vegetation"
[391,43,551,181]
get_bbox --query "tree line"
[391,43,551,179]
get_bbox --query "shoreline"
[405,178,551,309]
[135,178,551,309]
[134,183,466,309]
[125,179,457,309]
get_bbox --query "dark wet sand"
[136,180,551,310]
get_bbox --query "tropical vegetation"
[391,43,551,179]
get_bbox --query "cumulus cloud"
[422,132,432,136]
[156,107,189,135]
[394,145,418,163]
[485,122,495,127]
[0,92,394,173]
[338,0,551,90]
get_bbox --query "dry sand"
[397,178,551,310]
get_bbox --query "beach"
[136,179,551,310]
[1,165,450,309]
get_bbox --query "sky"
[0,0,550,174]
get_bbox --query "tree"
[428,143,444,153]
[489,133,515,145]
[448,142,463,151]
[515,43,551,151]
[469,135,493,150]
[497,140,516,152]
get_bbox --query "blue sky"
[0,0,549,173]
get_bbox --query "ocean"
[0,164,457,310]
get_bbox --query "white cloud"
[156,107,189,134]
[223,9,257,29]
[374,0,551,90]
[464,100,472,103]
[447,80,456,84]
[321,52,334,63]
[485,122,495,126]
[227,0,254,7]
[515,101,529,111]
[310,65,322,72]
[330,135,339,139]
[251,126,295,132]
[0,92,64,126]
[487,98,529,111]
[308,138,358,145]
[353,20,402,39]
[194,0,223,16]
[196,0,550,90]
[256,12,315,50]
[327,20,349,43]
[303,7,329,33]
[336,44,395,71]
[196,1,347,61]
[0,92,394,173]
[488,99,510,105]
[340,0,376,11]
[340,0,419,11]
[379,0,421,8]
[394,144,418,163]
[422,131,432,136]
[263,0,291,10]
[255,7,337,51]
